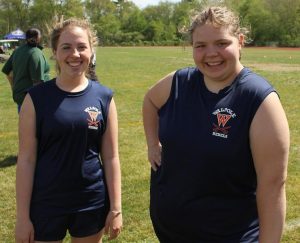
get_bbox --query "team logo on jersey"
[212,108,236,138]
[84,107,101,130]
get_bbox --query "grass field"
[0,47,299,242]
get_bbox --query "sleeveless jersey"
[150,67,276,242]
[28,79,113,217]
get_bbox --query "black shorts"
[31,208,108,241]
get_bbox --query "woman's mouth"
[68,61,82,67]
[206,61,223,66]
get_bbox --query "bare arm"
[250,92,289,243]
[15,94,37,243]
[101,98,122,240]
[142,72,174,171]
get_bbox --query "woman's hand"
[148,143,162,171]
[104,210,123,240]
[15,218,34,243]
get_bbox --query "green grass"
[0,47,299,242]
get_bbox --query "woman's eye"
[218,42,228,47]
[194,44,205,48]
[78,46,87,51]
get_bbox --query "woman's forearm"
[256,180,286,242]
[16,159,36,220]
[104,157,122,211]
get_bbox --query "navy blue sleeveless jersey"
[28,79,112,217]
[150,67,276,242]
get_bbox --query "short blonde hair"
[188,6,248,44]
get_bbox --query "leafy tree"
[239,0,276,45]
[60,0,85,18]
[14,0,29,31]
[0,0,299,46]
[28,0,57,35]
[85,0,121,45]
[122,9,147,33]
[144,20,164,42]
[0,0,15,36]
[142,3,177,42]
[275,0,300,46]
[0,0,28,33]
[171,0,207,42]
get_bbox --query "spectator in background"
[2,28,50,112]
[0,45,5,54]
[3,42,8,51]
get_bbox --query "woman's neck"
[203,64,244,94]
[55,75,88,92]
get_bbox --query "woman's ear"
[238,34,245,60]
[239,34,245,47]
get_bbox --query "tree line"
[0,0,299,47]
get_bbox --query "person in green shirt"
[2,28,50,112]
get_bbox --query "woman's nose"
[206,45,218,57]
[71,48,80,56]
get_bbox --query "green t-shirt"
[2,44,50,105]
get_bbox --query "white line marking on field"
[285,218,300,231]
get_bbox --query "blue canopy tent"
[4,29,25,40]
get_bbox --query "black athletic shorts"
[31,208,108,241]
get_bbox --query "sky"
[130,0,181,9]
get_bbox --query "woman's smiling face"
[54,26,92,80]
[192,23,244,89]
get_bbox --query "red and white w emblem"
[217,113,232,127]
[87,111,100,126]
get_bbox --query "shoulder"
[146,67,200,109]
[175,67,202,80]
[233,68,277,122]
[150,66,199,93]
[27,47,45,61]
[145,70,175,109]
[28,79,55,111]
[30,47,43,55]
[91,80,112,93]
[234,68,276,104]
[14,44,26,53]
[13,44,31,57]
[90,80,113,99]
[237,68,274,93]
[29,79,55,95]
[173,67,203,90]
